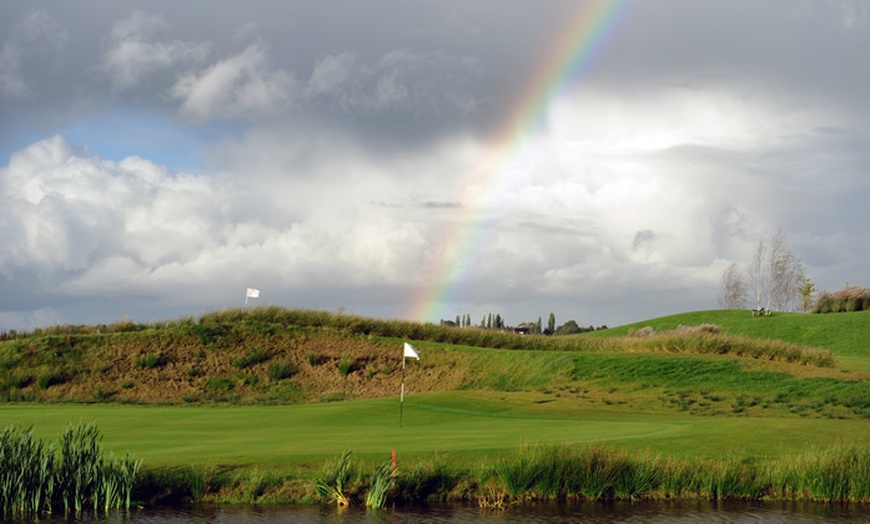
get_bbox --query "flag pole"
[400,354,406,427]
[400,342,419,428]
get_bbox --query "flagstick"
[400,355,406,427]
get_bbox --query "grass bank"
[584,309,870,371]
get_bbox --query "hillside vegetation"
[584,309,870,370]
[0,307,866,420]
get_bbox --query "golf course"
[0,306,867,509]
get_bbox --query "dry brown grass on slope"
[4,330,471,405]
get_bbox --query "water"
[22,502,870,523]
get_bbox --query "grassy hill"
[582,309,870,371]
[0,307,866,419]
[0,306,867,505]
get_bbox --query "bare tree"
[768,229,805,312]
[718,262,747,309]
[765,229,785,311]
[745,236,766,313]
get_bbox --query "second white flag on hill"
[403,342,420,360]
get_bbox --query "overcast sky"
[2,1,869,331]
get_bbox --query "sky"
[1,0,869,332]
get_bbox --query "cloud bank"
[1,1,869,330]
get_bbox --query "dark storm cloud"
[2,0,870,330]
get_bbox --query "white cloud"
[307,52,355,97]
[0,134,437,316]
[102,10,209,91]
[169,41,297,122]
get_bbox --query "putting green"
[1,391,866,470]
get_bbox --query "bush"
[812,286,870,314]
[627,326,655,337]
[233,347,267,369]
[36,368,67,389]
[338,356,353,376]
[269,362,295,381]
[135,352,166,369]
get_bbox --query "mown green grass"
[1,391,866,474]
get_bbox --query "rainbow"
[410,0,632,322]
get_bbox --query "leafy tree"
[547,313,555,335]
[555,320,581,335]
[799,277,817,312]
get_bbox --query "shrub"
[5,371,31,389]
[628,326,655,337]
[269,362,295,380]
[36,368,67,389]
[674,323,720,334]
[812,286,870,314]
[233,347,267,369]
[204,378,234,397]
[338,356,353,376]
[135,352,165,369]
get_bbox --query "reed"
[494,447,541,498]
[0,422,141,518]
[610,451,661,500]
[365,460,394,509]
[481,444,870,504]
[563,445,625,500]
[0,425,54,517]
[314,449,353,506]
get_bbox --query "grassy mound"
[0,307,867,506]
[0,307,860,412]
[583,309,870,371]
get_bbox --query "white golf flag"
[246,288,260,299]
[403,342,420,360]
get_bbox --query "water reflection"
[20,501,870,523]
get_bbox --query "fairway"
[2,391,866,471]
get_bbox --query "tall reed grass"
[812,287,870,314]
[0,422,141,518]
[479,444,870,504]
[314,449,354,506]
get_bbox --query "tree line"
[441,311,607,335]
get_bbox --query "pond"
[21,501,870,523]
